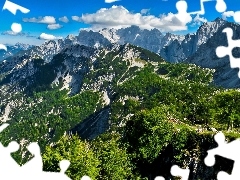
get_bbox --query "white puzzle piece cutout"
[175,0,192,25]
[154,164,190,180]
[215,27,240,78]
[205,132,240,180]
[2,0,30,15]
[0,123,75,179]
[176,0,227,15]
[2,0,30,34]
[171,165,190,180]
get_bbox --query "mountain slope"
[160,18,227,63]
[0,43,165,143]
[0,38,239,180]
[0,43,34,61]
[186,20,240,88]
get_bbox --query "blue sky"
[0,0,240,45]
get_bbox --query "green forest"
[0,45,239,179]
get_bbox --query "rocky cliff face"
[160,18,227,63]
[186,21,240,88]
[99,25,184,54]
[3,18,240,89]
[0,21,237,180]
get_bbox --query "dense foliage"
[0,45,240,179]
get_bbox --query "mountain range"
[3,18,240,89]
[0,43,33,61]
[0,17,240,179]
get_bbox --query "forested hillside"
[0,43,239,179]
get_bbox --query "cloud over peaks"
[59,16,69,23]
[47,24,63,30]
[23,16,56,24]
[39,33,62,40]
[222,11,235,20]
[105,0,120,3]
[1,30,26,36]
[72,5,192,31]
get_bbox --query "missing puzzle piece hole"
[205,155,234,175]
[154,177,165,180]
[59,160,70,173]
[0,44,7,51]
[11,23,22,33]
[81,175,91,180]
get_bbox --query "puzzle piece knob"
[7,141,19,152]
[154,177,165,180]
[59,160,70,174]
[27,142,40,155]
[216,46,228,58]
[171,165,190,180]
[214,132,226,145]
[81,175,91,180]
[215,0,227,13]
[233,11,240,23]
[176,0,187,13]
[217,171,232,180]
[204,153,215,167]
[0,44,7,51]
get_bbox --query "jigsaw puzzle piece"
[2,0,30,15]
[0,123,9,133]
[0,141,20,177]
[0,44,7,51]
[176,0,188,14]
[233,11,240,23]
[41,160,71,180]
[81,175,92,180]
[216,45,229,58]
[2,0,30,33]
[217,171,233,180]
[215,0,227,13]
[205,132,227,167]
[216,27,240,78]
[20,159,72,180]
[171,165,190,180]
[175,1,192,24]
[37,171,72,180]
[181,0,201,12]
[205,132,240,179]
[20,142,43,174]
[178,0,227,15]
[154,176,165,180]
[187,0,209,15]
[22,171,72,180]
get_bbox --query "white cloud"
[222,11,235,20]
[59,16,69,23]
[72,5,192,32]
[39,33,62,40]
[23,16,56,24]
[47,24,63,30]
[1,30,26,36]
[140,9,150,15]
[72,16,81,21]
[105,0,120,3]
[191,14,207,26]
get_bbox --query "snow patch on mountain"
[102,91,110,106]
[0,43,34,61]
[160,18,227,63]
